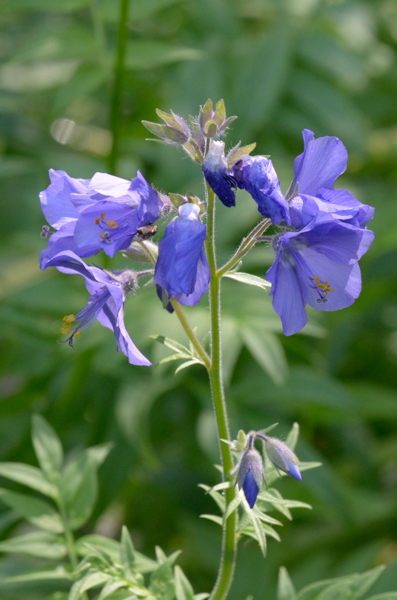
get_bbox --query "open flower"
[266,213,375,336]
[289,130,374,229]
[154,203,210,306]
[40,170,164,266]
[45,250,151,366]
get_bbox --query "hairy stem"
[205,181,237,600]
[217,218,272,277]
[108,0,130,175]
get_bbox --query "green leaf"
[86,443,113,468]
[76,535,158,572]
[98,580,128,600]
[244,513,267,557]
[224,494,242,519]
[278,567,296,600]
[3,0,90,11]
[31,414,63,482]
[366,595,397,600]
[5,566,70,583]
[120,525,135,571]
[198,484,225,512]
[151,335,190,355]
[125,41,203,70]
[297,576,356,600]
[199,514,223,526]
[285,422,300,452]
[174,566,195,600]
[174,359,203,373]
[69,570,110,600]
[0,462,57,498]
[0,531,66,559]
[223,271,270,291]
[60,452,97,529]
[150,550,181,600]
[0,488,63,533]
[350,567,386,599]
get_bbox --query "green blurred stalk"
[108,0,130,175]
[205,182,237,600]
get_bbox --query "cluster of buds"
[142,100,237,165]
[227,428,302,508]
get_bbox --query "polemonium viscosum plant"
[0,99,380,600]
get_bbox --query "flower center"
[94,212,120,244]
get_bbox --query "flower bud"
[199,99,237,139]
[237,448,263,508]
[260,435,302,481]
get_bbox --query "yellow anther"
[74,330,82,338]
[60,326,71,335]
[313,275,320,283]
[106,219,118,229]
[100,212,106,219]
[63,314,76,324]
[95,218,100,224]
[100,232,108,240]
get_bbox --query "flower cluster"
[202,129,374,335]
[228,429,302,508]
[39,170,210,364]
[39,101,375,365]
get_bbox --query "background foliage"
[0,0,397,598]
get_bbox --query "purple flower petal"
[40,169,89,228]
[293,130,348,196]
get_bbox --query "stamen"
[95,218,100,225]
[40,225,51,239]
[60,326,71,335]
[106,220,118,229]
[63,314,76,324]
[100,212,106,219]
[313,276,335,303]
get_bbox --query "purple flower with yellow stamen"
[39,170,164,267]
[266,213,374,336]
[154,203,210,306]
[45,250,151,366]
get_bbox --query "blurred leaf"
[175,565,195,600]
[53,62,107,112]
[3,0,90,10]
[0,463,57,498]
[69,570,110,600]
[240,327,288,385]
[120,526,135,571]
[0,488,63,533]
[32,414,63,482]
[60,452,97,529]
[125,41,203,70]
[278,567,296,600]
[76,535,158,572]
[0,531,66,559]
[5,566,70,583]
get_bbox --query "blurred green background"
[1,0,397,598]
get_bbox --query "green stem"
[170,299,211,370]
[217,218,272,277]
[56,495,78,570]
[108,0,130,175]
[137,242,211,370]
[205,182,237,600]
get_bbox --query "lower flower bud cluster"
[229,429,302,508]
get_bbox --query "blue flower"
[257,434,302,481]
[45,250,151,366]
[237,447,263,508]
[232,156,291,225]
[202,141,236,207]
[289,130,374,229]
[154,203,210,306]
[202,141,291,224]
[40,170,164,266]
[266,213,375,336]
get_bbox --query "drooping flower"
[257,433,302,481]
[266,213,375,336]
[289,130,374,229]
[45,250,151,366]
[232,156,291,225]
[202,141,291,224]
[154,203,210,306]
[202,141,236,207]
[39,170,165,267]
[237,447,264,508]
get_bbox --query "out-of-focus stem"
[108,0,130,175]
